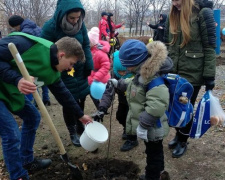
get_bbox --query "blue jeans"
[41,86,49,102]
[0,98,41,180]
[26,86,50,103]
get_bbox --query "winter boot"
[168,134,178,149]
[23,158,52,173]
[160,171,170,180]
[67,125,81,147]
[120,135,138,151]
[138,174,158,180]
[122,128,128,140]
[172,141,187,158]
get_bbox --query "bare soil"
[0,42,225,180]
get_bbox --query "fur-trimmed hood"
[140,41,173,82]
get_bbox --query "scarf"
[60,15,83,35]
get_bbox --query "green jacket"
[164,7,216,86]
[41,0,93,100]
[123,42,172,141]
[0,32,60,112]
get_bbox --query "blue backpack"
[147,73,194,128]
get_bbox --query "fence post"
[214,9,221,55]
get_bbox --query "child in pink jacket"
[88,27,111,85]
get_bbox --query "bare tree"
[0,0,56,28]
[122,0,135,35]
[139,0,152,36]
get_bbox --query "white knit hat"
[88,27,99,46]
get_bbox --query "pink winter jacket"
[88,40,111,85]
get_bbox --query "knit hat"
[8,15,24,27]
[101,12,108,17]
[88,27,100,46]
[119,39,148,67]
[113,51,133,79]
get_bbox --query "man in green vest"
[0,32,92,180]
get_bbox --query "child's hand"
[91,111,105,122]
[79,115,93,125]
[17,77,37,94]
[136,125,148,142]
[109,78,118,88]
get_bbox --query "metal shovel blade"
[60,154,83,180]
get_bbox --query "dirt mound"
[28,154,140,180]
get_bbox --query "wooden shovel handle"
[8,43,66,155]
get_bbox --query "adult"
[41,0,94,147]
[164,0,216,158]
[107,12,124,39]
[0,33,92,180]
[147,14,167,42]
[8,15,51,106]
[98,11,110,41]
[107,13,124,52]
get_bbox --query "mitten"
[136,125,148,142]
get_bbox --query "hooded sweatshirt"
[41,0,93,100]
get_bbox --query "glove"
[204,79,215,91]
[109,78,118,88]
[91,111,105,122]
[136,125,148,142]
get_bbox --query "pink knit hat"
[88,27,99,46]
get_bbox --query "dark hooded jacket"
[41,0,93,100]
[148,14,167,42]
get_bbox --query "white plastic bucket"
[80,121,108,151]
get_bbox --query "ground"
[0,42,225,180]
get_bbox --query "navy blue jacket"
[20,19,42,37]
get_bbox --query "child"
[0,32,92,180]
[8,14,51,106]
[92,50,133,145]
[88,27,111,86]
[110,39,172,180]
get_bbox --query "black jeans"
[176,86,201,142]
[116,102,128,128]
[144,140,164,180]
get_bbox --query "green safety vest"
[0,32,60,112]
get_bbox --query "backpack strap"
[146,76,165,128]
[147,76,164,91]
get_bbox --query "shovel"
[8,43,83,180]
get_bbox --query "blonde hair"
[169,0,196,47]
[55,37,85,63]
